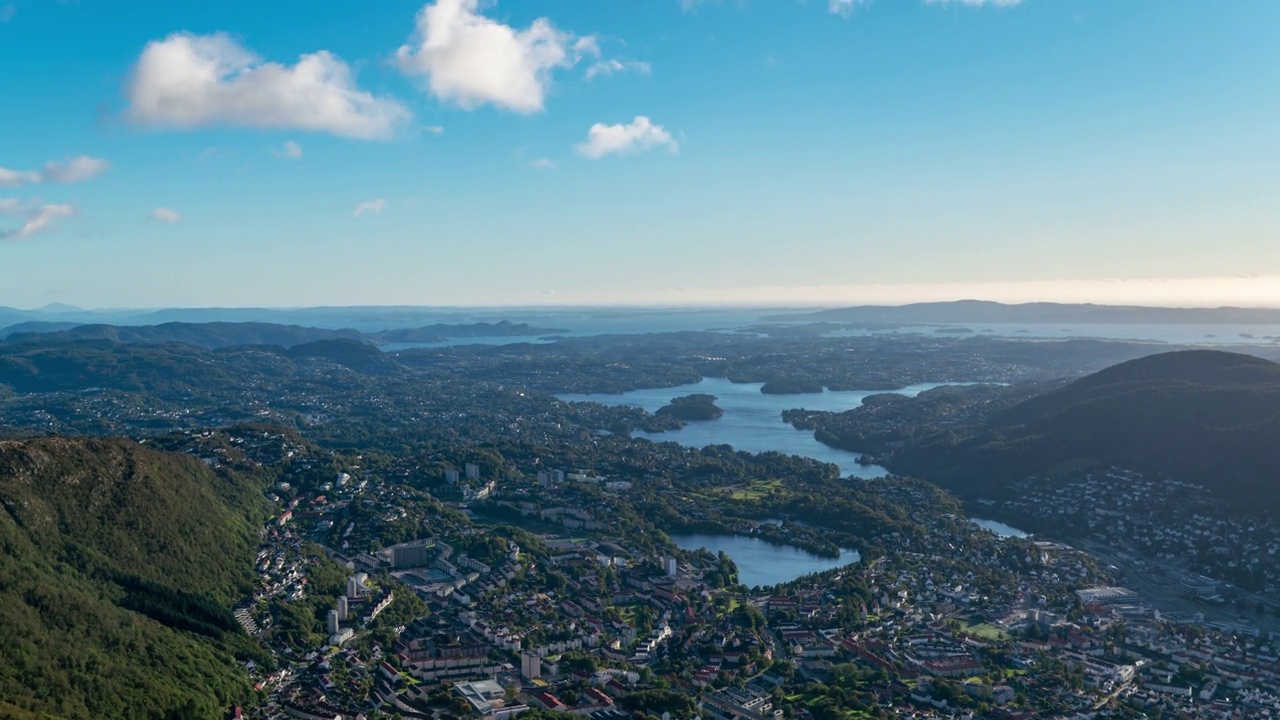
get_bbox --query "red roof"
[536,692,567,711]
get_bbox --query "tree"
[732,603,766,632]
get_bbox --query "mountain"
[0,320,84,338]
[1,320,567,349]
[34,302,87,313]
[0,340,242,393]
[887,350,1280,510]
[2,321,364,349]
[0,436,268,719]
[0,307,35,330]
[282,338,402,374]
[770,300,1280,325]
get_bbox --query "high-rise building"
[664,556,678,577]
[327,609,340,635]
[465,463,480,480]
[337,596,348,621]
[347,576,360,599]
[391,541,432,569]
[521,651,541,680]
[445,468,460,485]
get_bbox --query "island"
[760,378,825,394]
[655,393,724,420]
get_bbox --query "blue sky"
[2,0,1278,308]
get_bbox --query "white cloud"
[41,156,112,184]
[530,158,556,170]
[275,140,303,159]
[828,0,865,17]
[0,168,39,187]
[127,32,411,140]
[151,208,181,223]
[585,59,651,81]
[0,155,111,187]
[576,116,678,159]
[0,204,74,241]
[422,125,445,134]
[0,198,27,215]
[353,199,387,217]
[394,0,595,113]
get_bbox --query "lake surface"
[971,518,1029,538]
[558,377,960,478]
[669,533,860,588]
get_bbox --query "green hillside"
[889,350,1280,509]
[0,436,268,720]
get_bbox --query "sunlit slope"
[0,437,265,720]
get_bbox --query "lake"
[558,377,961,478]
[669,533,861,588]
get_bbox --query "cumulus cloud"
[394,0,596,113]
[274,140,303,159]
[0,156,111,187]
[353,199,387,217]
[576,116,678,159]
[0,203,74,241]
[585,59,651,81]
[127,32,411,140]
[151,208,181,223]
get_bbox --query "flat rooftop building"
[1076,587,1141,605]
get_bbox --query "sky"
[2,0,1279,309]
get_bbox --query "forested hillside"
[886,351,1280,510]
[0,437,269,720]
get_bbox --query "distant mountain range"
[0,304,582,334]
[5,300,1280,338]
[0,320,566,349]
[881,350,1280,511]
[769,300,1280,325]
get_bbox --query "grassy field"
[718,478,786,501]
[960,620,1011,641]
